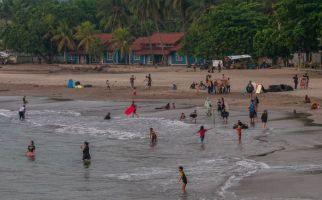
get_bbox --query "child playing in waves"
[178,166,187,193]
[149,128,157,144]
[235,123,243,144]
[81,141,91,163]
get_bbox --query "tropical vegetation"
[0,0,321,64]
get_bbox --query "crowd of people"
[190,74,231,95]
[18,69,321,194]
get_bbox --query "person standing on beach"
[130,75,136,88]
[147,74,152,89]
[293,74,298,90]
[246,81,254,98]
[249,99,256,124]
[81,141,91,163]
[149,128,157,144]
[303,73,309,89]
[261,110,268,128]
[178,166,187,193]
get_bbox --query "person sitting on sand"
[304,95,311,103]
[190,110,198,123]
[190,82,196,89]
[106,80,110,90]
[172,84,177,90]
[104,112,111,120]
[149,128,157,144]
[180,113,186,121]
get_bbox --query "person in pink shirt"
[196,126,213,144]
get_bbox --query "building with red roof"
[66,32,204,65]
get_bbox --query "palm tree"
[128,0,167,64]
[97,0,130,31]
[52,21,75,63]
[74,21,98,54]
[111,28,133,64]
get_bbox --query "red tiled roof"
[169,44,182,52]
[95,33,113,45]
[131,37,149,51]
[142,32,184,45]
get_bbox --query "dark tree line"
[0,0,321,64]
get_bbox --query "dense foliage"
[0,0,321,63]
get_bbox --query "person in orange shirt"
[235,122,243,144]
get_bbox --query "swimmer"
[81,141,91,162]
[190,110,197,123]
[149,128,157,144]
[178,166,187,193]
[180,113,186,121]
[104,112,111,120]
[27,140,35,153]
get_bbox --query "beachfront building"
[131,32,204,66]
[66,32,203,66]
[66,33,127,64]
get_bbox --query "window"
[107,52,113,60]
[133,52,140,60]
[176,54,183,62]
[147,56,153,63]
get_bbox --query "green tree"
[274,0,322,63]
[74,21,98,54]
[52,21,75,63]
[97,0,130,31]
[111,28,133,64]
[184,1,268,59]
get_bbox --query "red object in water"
[26,151,35,158]
[124,105,135,116]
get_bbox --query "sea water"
[0,96,295,200]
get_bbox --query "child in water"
[196,126,213,144]
[178,166,187,193]
[149,128,157,144]
[27,140,35,153]
[81,141,91,162]
[235,123,242,144]
[180,113,186,121]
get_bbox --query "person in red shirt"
[196,126,213,144]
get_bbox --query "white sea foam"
[218,159,270,198]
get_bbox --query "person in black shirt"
[27,140,36,152]
[293,74,298,89]
[81,141,91,162]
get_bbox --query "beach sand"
[1,64,322,199]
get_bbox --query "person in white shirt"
[19,105,26,121]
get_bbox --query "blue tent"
[68,79,74,88]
